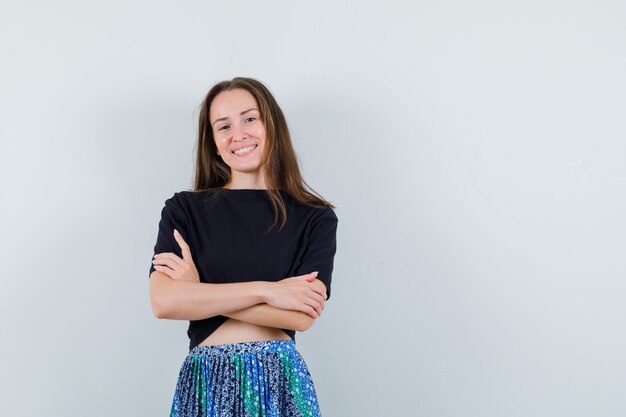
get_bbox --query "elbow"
[149,272,172,319]
[151,301,168,319]
[296,314,316,332]
[150,293,170,319]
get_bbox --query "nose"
[232,124,247,142]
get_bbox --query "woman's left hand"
[152,229,200,283]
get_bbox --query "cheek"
[214,136,227,152]
[215,144,227,156]
[252,125,267,141]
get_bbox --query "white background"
[1,1,625,416]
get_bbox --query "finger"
[154,252,184,266]
[311,292,326,310]
[154,251,182,260]
[307,287,325,304]
[315,293,326,312]
[316,282,328,300]
[304,297,323,316]
[153,264,173,278]
[308,279,327,299]
[173,229,193,262]
[302,304,319,319]
[153,253,184,271]
[303,272,319,281]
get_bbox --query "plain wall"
[1,1,625,416]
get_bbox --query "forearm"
[150,272,270,320]
[223,303,315,332]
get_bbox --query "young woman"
[148,77,338,417]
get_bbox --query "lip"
[231,144,258,156]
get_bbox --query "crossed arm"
[150,231,327,331]
[149,271,322,332]
[223,302,316,332]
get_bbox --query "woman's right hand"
[264,272,327,319]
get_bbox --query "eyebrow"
[212,108,258,127]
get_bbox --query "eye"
[245,116,256,123]
[218,124,230,131]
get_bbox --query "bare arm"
[150,223,328,323]
[223,303,316,332]
[149,271,271,320]
[223,278,328,331]
[150,266,326,320]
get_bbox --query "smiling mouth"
[232,144,258,156]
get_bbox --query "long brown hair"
[192,76,336,232]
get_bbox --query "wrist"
[254,281,275,303]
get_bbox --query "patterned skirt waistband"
[188,339,296,356]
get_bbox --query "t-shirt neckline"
[218,188,286,199]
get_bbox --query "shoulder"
[160,190,198,214]
[283,192,338,222]
[314,204,338,223]
[297,203,338,228]
[163,190,190,208]
[167,189,221,205]
[163,189,229,219]
[324,205,338,220]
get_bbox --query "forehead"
[209,88,259,122]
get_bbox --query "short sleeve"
[293,206,338,300]
[148,193,190,278]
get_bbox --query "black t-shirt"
[148,188,338,352]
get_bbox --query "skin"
[150,88,327,346]
[211,88,269,190]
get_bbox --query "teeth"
[233,145,256,155]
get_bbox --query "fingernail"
[174,229,179,235]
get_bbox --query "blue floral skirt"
[169,339,322,417]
